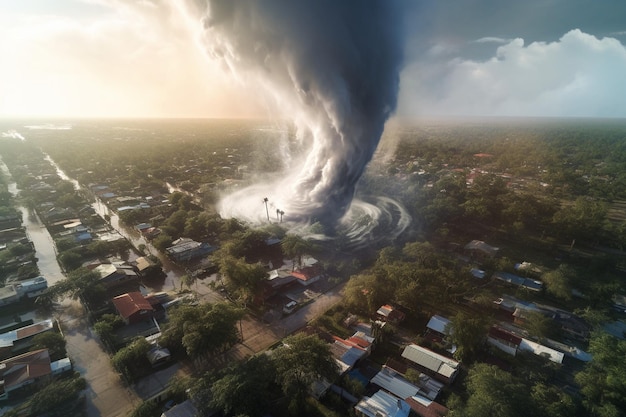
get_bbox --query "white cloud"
[473,36,514,44]
[0,0,263,118]
[399,29,626,118]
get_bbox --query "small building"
[14,276,48,299]
[166,238,215,262]
[401,344,460,384]
[493,271,543,292]
[487,326,522,357]
[95,264,139,287]
[355,390,411,417]
[426,315,451,339]
[290,256,324,286]
[112,292,155,325]
[464,240,499,259]
[330,335,370,374]
[377,305,406,324]
[0,319,55,359]
[406,395,449,417]
[0,349,52,400]
[370,366,420,400]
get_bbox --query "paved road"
[59,300,139,417]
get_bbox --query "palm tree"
[263,197,269,222]
[279,210,284,223]
[276,208,280,221]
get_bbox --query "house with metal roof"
[370,366,420,400]
[165,238,215,262]
[355,390,411,417]
[0,319,55,359]
[401,344,460,383]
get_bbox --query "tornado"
[202,0,405,229]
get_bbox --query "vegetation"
[3,374,87,417]
[576,332,626,417]
[160,302,244,364]
[4,118,626,416]
[111,337,153,383]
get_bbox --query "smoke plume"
[201,0,405,229]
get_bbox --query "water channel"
[45,155,185,291]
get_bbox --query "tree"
[281,234,313,270]
[343,273,394,314]
[447,312,487,363]
[50,267,105,306]
[160,303,243,364]
[215,254,268,304]
[523,311,559,341]
[210,355,277,417]
[263,197,270,222]
[12,374,88,417]
[93,314,125,349]
[272,333,339,413]
[576,332,626,417]
[451,363,527,417]
[129,401,160,417]
[111,337,152,382]
[541,264,574,301]
[153,233,173,252]
[32,331,67,361]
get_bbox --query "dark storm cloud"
[202,0,406,228]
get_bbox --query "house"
[464,240,499,260]
[493,271,543,292]
[355,390,411,417]
[377,305,406,324]
[0,319,55,359]
[518,338,564,364]
[406,395,449,417]
[0,349,52,400]
[112,292,155,325]
[370,366,420,400]
[165,238,215,262]
[487,326,522,356]
[487,325,565,364]
[0,286,19,306]
[425,315,451,341]
[95,263,139,287]
[384,359,444,401]
[289,256,324,286]
[14,276,48,299]
[401,345,460,383]
[330,335,370,374]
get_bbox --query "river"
[0,159,65,285]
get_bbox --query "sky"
[1,0,626,119]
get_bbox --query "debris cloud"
[200,0,405,229]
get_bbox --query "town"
[0,118,625,417]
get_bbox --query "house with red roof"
[112,292,155,325]
[377,305,406,324]
[0,349,52,400]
